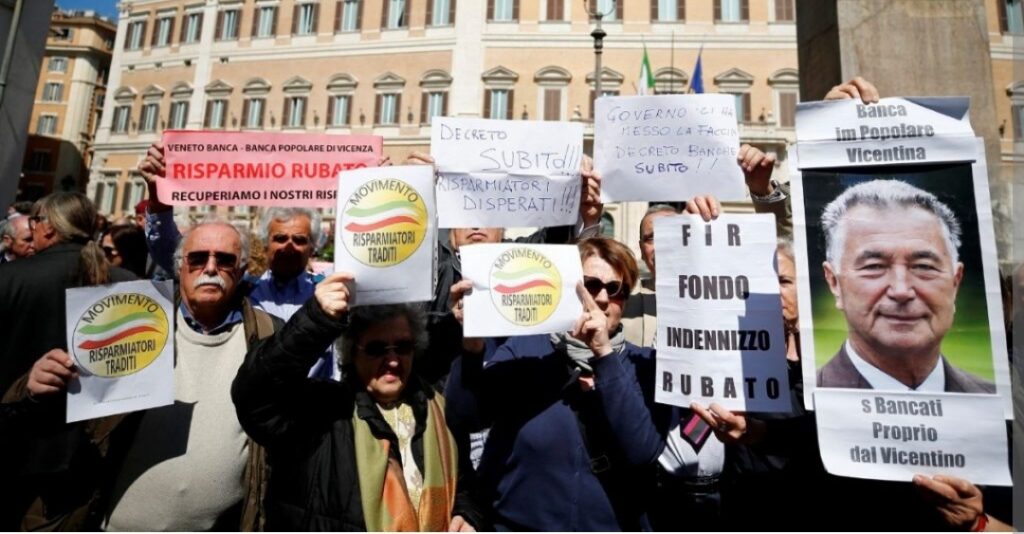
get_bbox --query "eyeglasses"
[357,340,416,359]
[101,245,118,260]
[271,233,311,247]
[583,276,625,299]
[185,250,238,270]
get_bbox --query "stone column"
[796,0,1014,265]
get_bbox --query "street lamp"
[584,0,616,102]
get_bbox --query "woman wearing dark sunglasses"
[100,224,148,278]
[231,273,483,532]
[445,237,667,531]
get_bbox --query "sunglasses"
[101,245,118,259]
[186,250,238,270]
[271,233,311,246]
[583,276,625,299]
[27,215,48,229]
[358,340,416,359]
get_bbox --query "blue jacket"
[445,335,666,531]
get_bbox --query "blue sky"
[57,0,118,19]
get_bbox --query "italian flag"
[638,45,655,96]
[343,201,423,233]
[77,312,160,350]
[492,266,556,294]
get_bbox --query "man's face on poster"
[823,205,964,358]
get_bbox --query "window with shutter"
[543,88,561,121]
[547,0,564,21]
[778,92,797,127]
[774,0,794,21]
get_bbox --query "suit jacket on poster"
[816,343,996,393]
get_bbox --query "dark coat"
[231,298,483,532]
[422,226,576,388]
[817,343,996,393]
[0,242,134,530]
[444,336,666,531]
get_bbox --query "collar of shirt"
[845,340,945,392]
[249,270,316,313]
[179,302,243,335]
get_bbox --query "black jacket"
[232,298,483,531]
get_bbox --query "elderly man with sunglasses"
[6,218,280,531]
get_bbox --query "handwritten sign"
[431,117,583,228]
[814,389,1010,485]
[334,165,436,305]
[794,97,976,169]
[595,94,746,202]
[460,243,583,337]
[654,214,791,412]
[66,280,175,422]
[159,131,382,207]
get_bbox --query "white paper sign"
[335,165,437,305]
[431,117,584,228]
[814,389,1011,485]
[795,97,976,169]
[595,94,746,202]
[460,243,584,337]
[654,214,791,412]
[66,280,175,423]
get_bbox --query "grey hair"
[639,204,679,234]
[0,217,14,239]
[776,237,794,262]
[173,215,251,269]
[337,303,429,369]
[820,179,961,271]
[260,207,321,249]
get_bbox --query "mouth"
[878,312,926,323]
[377,366,403,383]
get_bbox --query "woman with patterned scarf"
[232,273,483,531]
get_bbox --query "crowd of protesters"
[0,77,1015,532]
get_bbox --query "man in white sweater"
[20,218,273,531]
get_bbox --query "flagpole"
[670,31,675,94]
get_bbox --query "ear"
[823,261,844,310]
[952,262,964,290]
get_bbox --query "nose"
[886,266,915,302]
[203,253,219,275]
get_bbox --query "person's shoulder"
[109,266,138,282]
[816,345,861,388]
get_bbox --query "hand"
[572,282,613,358]
[405,151,435,166]
[824,76,880,104]
[449,515,476,532]
[378,155,393,167]
[138,141,171,213]
[738,144,777,196]
[913,474,987,530]
[315,272,355,319]
[690,402,765,445]
[27,349,77,397]
[450,279,484,354]
[684,195,720,222]
[580,168,603,228]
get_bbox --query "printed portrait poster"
[594,94,747,202]
[459,243,584,337]
[653,214,791,413]
[335,165,436,306]
[65,280,175,423]
[790,95,1011,485]
[431,117,584,229]
[159,131,382,208]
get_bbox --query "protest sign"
[431,117,583,228]
[795,97,976,169]
[653,214,791,412]
[460,243,583,337]
[594,94,746,202]
[66,280,175,422]
[814,389,1011,485]
[334,165,436,305]
[158,131,382,207]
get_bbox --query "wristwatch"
[750,179,787,203]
